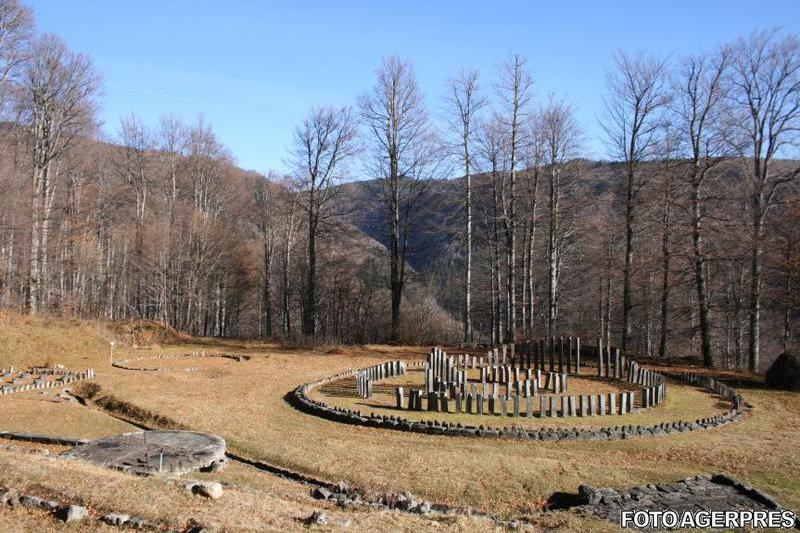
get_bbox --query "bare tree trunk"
[748,208,764,372]
[547,166,559,337]
[622,168,635,353]
[464,150,473,344]
[692,178,714,366]
[659,174,673,358]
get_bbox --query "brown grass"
[1,312,798,530]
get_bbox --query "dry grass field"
[1,311,799,531]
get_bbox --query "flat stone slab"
[573,474,793,526]
[61,430,226,475]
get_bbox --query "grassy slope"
[1,312,798,530]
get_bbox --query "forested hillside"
[0,0,798,371]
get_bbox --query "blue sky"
[28,0,800,175]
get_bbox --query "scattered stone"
[335,518,352,527]
[577,474,793,526]
[103,512,130,526]
[412,501,432,515]
[312,486,332,500]
[0,488,18,507]
[42,500,59,511]
[305,510,328,525]
[188,481,223,500]
[18,494,43,508]
[61,504,89,523]
[128,517,148,528]
[578,484,601,505]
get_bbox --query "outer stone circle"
[61,430,227,475]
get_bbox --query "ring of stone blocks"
[111,353,246,372]
[289,358,744,442]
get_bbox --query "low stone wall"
[289,363,744,442]
[0,367,95,396]
[0,431,88,446]
[111,352,246,372]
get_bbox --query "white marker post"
[110,341,115,365]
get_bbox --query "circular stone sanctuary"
[292,336,745,442]
[61,430,227,475]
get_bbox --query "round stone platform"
[61,430,227,475]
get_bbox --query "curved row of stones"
[1,366,95,396]
[391,339,666,418]
[111,352,246,372]
[290,345,745,442]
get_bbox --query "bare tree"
[541,97,582,337]
[672,48,731,366]
[601,51,668,353]
[254,177,276,338]
[521,116,544,337]
[445,68,486,345]
[290,105,358,338]
[477,115,509,345]
[280,185,299,338]
[728,30,800,372]
[20,33,100,313]
[0,0,33,113]
[496,54,533,343]
[115,114,153,225]
[359,55,438,341]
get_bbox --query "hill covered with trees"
[0,0,798,371]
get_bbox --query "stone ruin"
[0,366,95,396]
[392,337,667,419]
[356,360,406,398]
[61,430,227,476]
[111,352,247,372]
